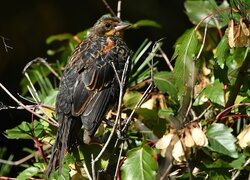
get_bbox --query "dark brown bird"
[47,16,130,177]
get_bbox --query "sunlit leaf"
[154,71,178,102]
[194,79,224,106]
[172,28,198,98]
[121,145,157,180]
[16,166,40,180]
[214,34,230,68]
[4,120,44,140]
[184,0,230,27]
[206,123,238,158]
[132,19,161,29]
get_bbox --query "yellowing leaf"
[237,125,250,149]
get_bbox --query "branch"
[0,35,13,52]
[23,57,61,80]
[91,56,130,178]
[0,145,50,166]
[101,0,117,17]
[0,83,58,127]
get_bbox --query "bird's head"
[89,15,130,37]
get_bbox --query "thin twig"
[91,154,96,180]
[0,83,58,127]
[83,162,93,180]
[195,23,208,60]
[159,47,174,71]
[214,103,250,123]
[192,104,212,121]
[114,142,124,179]
[0,145,50,166]
[23,57,61,80]
[122,83,153,132]
[101,0,117,17]
[24,72,41,102]
[24,72,58,125]
[92,56,130,177]
[0,35,13,52]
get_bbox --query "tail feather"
[46,116,81,178]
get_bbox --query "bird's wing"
[71,37,122,135]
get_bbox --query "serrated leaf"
[206,123,238,158]
[184,0,230,27]
[172,28,198,98]
[4,120,44,140]
[16,166,40,180]
[132,19,161,29]
[194,79,224,106]
[121,145,157,180]
[154,71,178,102]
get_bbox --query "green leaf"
[46,33,73,44]
[206,123,238,158]
[214,63,230,85]
[172,28,198,98]
[123,91,142,109]
[194,79,225,106]
[121,145,157,180]
[132,20,161,29]
[4,120,44,140]
[154,71,178,102]
[184,0,230,27]
[16,166,40,180]
[229,154,246,169]
[158,108,174,120]
[208,170,231,180]
[136,108,166,137]
[214,34,230,68]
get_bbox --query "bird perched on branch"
[46,15,130,177]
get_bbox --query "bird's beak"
[115,21,131,32]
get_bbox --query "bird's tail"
[46,116,81,178]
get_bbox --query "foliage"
[1,0,250,179]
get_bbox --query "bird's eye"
[105,23,111,29]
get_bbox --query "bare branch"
[101,0,117,17]
[83,162,93,180]
[0,36,13,52]
[23,57,61,80]
[159,47,174,71]
[0,83,58,127]
[114,142,124,179]
[0,145,50,166]
[91,56,130,178]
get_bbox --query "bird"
[46,15,130,177]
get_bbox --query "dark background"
[0,0,191,176]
